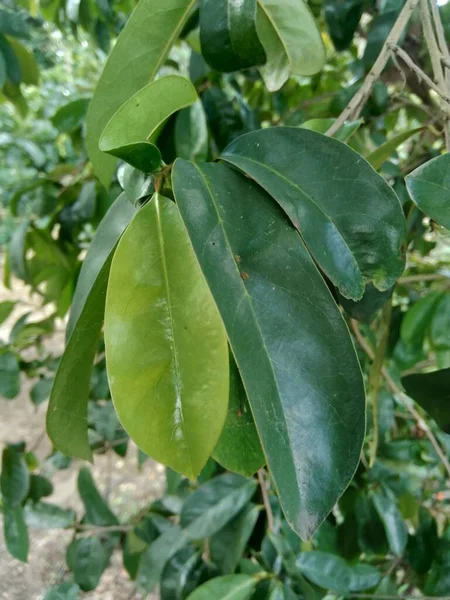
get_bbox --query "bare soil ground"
[0,276,164,599]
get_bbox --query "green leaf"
[47,194,136,461]
[0,349,20,399]
[99,75,196,169]
[295,552,351,594]
[300,118,362,142]
[0,49,6,87]
[372,491,407,557]
[430,294,450,350]
[400,291,443,348]
[200,0,266,72]
[339,283,393,324]
[160,546,202,600]
[324,0,364,51]
[175,100,209,162]
[105,194,229,479]
[6,39,39,85]
[186,574,258,600]
[0,8,30,38]
[9,220,29,282]
[213,358,265,477]
[43,582,80,600]
[28,474,53,502]
[172,160,365,540]
[24,502,76,529]
[256,0,325,92]
[210,504,260,574]
[348,563,381,591]
[180,473,257,539]
[222,127,406,300]
[30,377,53,406]
[406,153,450,229]
[86,0,197,186]
[66,536,114,591]
[51,98,90,133]
[77,467,118,526]
[366,128,423,170]
[3,505,29,562]
[137,524,190,593]
[118,163,154,204]
[402,368,450,433]
[1,446,29,506]
[0,35,22,84]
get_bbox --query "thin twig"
[429,0,450,150]
[257,469,274,532]
[398,273,449,284]
[421,0,450,148]
[326,0,421,137]
[350,319,450,479]
[389,44,450,111]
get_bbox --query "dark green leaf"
[47,194,136,461]
[180,473,257,539]
[0,35,22,84]
[9,220,29,282]
[295,552,350,594]
[0,300,15,325]
[222,127,406,300]
[86,0,197,186]
[186,574,258,600]
[160,545,201,599]
[200,0,266,72]
[7,39,39,85]
[1,446,29,506]
[402,368,450,433]
[372,491,407,556]
[105,194,229,479]
[43,582,80,600]
[213,360,265,477]
[24,502,76,529]
[66,536,114,591]
[339,283,393,324]
[400,292,443,348]
[28,474,53,502]
[3,504,29,562]
[324,0,364,50]
[406,153,450,229]
[51,98,90,133]
[30,377,53,406]
[348,563,381,591]
[210,504,260,573]
[0,350,20,399]
[366,128,423,170]
[172,160,365,540]
[430,294,450,350]
[0,8,30,38]
[77,467,118,526]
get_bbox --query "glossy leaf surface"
[213,358,265,476]
[256,0,325,91]
[86,0,197,186]
[372,492,407,556]
[200,0,266,72]
[47,195,136,460]
[180,473,257,539]
[186,574,258,600]
[406,153,450,229]
[105,194,229,479]
[172,160,365,539]
[222,127,406,300]
[402,368,450,433]
[99,75,196,168]
[1,446,29,507]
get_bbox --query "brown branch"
[326,0,421,137]
[257,469,274,532]
[350,319,450,479]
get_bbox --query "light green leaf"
[6,39,39,86]
[366,128,423,170]
[300,118,362,142]
[213,357,265,477]
[3,505,29,562]
[0,350,20,399]
[47,194,136,461]
[99,75,196,167]
[406,153,450,229]
[24,502,76,529]
[222,127,406,300]
[180,473,258,539]
[256,0,325,91]
[175,100,209,162]
[104,194,229,479]
[86,0,197,186]
[172,160,365,540]
[186,574,258,600]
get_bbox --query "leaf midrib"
[155,195,194,478]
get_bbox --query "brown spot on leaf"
[240,272,249,280]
